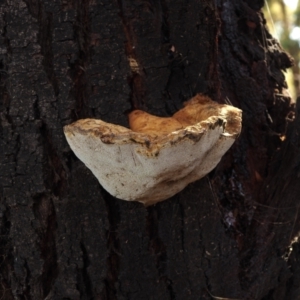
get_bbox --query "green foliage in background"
[264,0,300,99]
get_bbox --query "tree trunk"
[0,0,299,299]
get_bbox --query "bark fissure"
[103,193,121,300]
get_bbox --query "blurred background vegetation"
[264,0,300,100]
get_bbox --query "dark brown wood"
[0,0,298,299]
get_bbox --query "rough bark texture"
[0,0,299,299]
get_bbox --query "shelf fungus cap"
[64,94,242,206]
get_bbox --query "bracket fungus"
[64,94,242,206]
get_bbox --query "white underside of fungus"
[64,94,242,205]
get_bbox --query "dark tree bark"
[0,0,299,299]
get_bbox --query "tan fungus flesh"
[129,94,240,136]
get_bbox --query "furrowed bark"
[0,0,298,299]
